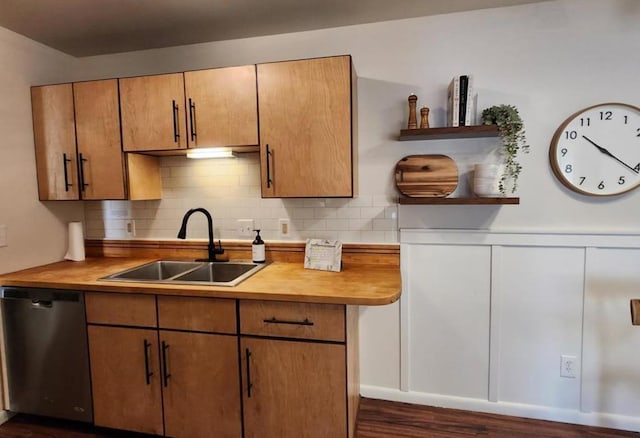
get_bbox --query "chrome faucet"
[177,208,224,262]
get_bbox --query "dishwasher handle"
[0,287,81,303]
[30,300,53,308]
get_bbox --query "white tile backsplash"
[85,154,398,243]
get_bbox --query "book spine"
[448,76,460,127]
[465,75,475,125]
[459,75,468,126]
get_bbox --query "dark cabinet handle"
[172,100,180,143]
[78,153,89,192]
[266,144,273,188]
[245,348,253,398]
[143,339,153,385]
[161,340,171,387]
[188,98,196,142]
[62,153,72,192]
[263,317,314,326]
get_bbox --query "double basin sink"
[100,260,266,287]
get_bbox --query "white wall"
[75,0,640,238]
[0,27,83,274]
[387,230,640,431]
[2,0,640,430]
[71,1,640,429]
[84,157,399,242]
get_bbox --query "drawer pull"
[172,100,180,143]
[245,348,253,398]
[143,339,153,385]
[265,144,273,188]
[161,340,171,387]
[263,317,314,326]
[188,98,197,141]
[62,153,73,192]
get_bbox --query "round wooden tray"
[395,154,458,197]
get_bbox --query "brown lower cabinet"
[239,300,359,438]
[88,325,164,435]
[160,330,241,438]
[241,338,347,438]
[85,294,358,438]
[85,293,242,438]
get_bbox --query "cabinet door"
[31,84,79,200]
[161,331,242,438]
[185,66,258,148]
[258,56,353,197]
[73,79,126,200]
[120,73,187,151]
[88,326,163,435]
[241,338,347,438]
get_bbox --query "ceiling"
[0,0,551,57]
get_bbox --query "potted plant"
[480,104,529,194]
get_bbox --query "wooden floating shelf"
[399,125,500,141]
[398,197,519,205]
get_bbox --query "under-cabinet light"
[186,148,237,159]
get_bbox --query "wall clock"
[549,102,640,196]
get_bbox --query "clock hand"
[582,135,639,174]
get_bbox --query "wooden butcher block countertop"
[0,257,401,305]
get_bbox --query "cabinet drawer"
[240,300,345,342]
[85,293,156,327]
[158,296,236,334]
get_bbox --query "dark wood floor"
[357,398,640,438]
[0,398,638,437]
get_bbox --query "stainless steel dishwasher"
[0,287,93,422]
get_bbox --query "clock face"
[549,103,640,196]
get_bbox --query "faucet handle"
[214,239,225,254]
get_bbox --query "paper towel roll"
[64,222,85,262]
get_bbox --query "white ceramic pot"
[473,164,505,197]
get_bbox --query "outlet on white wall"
[125,220,136,237]
[237,219,254,238]
[560,355,577,378]
[279,218,290,239]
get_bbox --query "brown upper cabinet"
[184,65,259,148]
[32,80,160,201]
[73,80,126,200]
[120,73,188,152]
[120,66,259,152]
[258,55,356,198]
[32,83,78,200]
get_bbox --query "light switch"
[631,299,640,326]
[0,224,6,248]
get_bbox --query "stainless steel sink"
[100,260,266,287]
[102,261,203,281]
[172,263,260,285]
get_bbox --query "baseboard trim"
[0,410,13,425]
[360,385,640,433]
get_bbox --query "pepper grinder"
[407,94,418,129]
[420,107,430,129]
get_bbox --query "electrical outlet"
[0,224,6,247]
[237,219,254,238]
[279,218,290,239]
[125,220,136,237]
[560,355,577,378]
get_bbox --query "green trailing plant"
[481,104,529,194]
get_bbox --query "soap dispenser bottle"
[252,229,265,263]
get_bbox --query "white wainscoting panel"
[359,301,401,389]
[405,244,491,400]
[495,245,584,410]
[390,230,640,432]
[583,248,640,418]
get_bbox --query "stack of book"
[447,75,476,127]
